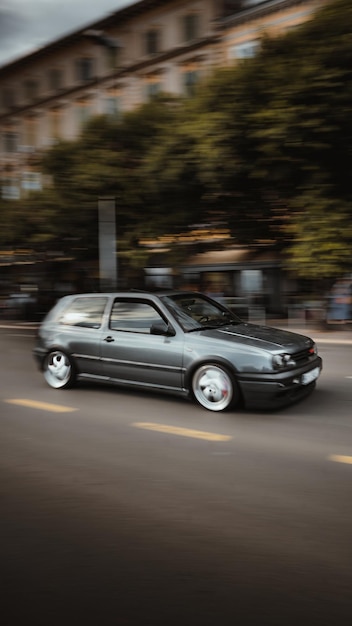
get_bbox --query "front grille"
[293,346,315,365]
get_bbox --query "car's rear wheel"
[44,350,75,389]
[191,363,238,412]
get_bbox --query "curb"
[0,322,39,329]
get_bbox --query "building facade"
[0,0,325,200]
[221,0,323,62]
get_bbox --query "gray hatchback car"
[33,291,322,412]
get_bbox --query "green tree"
[38,96,181,260]
[173,0,352,278]
[285,189,352,280]
[5,0,352,285]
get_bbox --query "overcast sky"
[0,0,135,67]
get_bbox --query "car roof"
[62,290,199,299]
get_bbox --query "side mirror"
[150,320,175,336]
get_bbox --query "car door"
[100,298,184,391]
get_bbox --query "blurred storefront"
[145,246,290,318]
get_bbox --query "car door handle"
[104,336,115,343]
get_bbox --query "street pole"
[98,197,117,291]
[83,30,122,291]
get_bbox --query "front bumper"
[238,357,322,409]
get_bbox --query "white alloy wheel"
[44,351,75,389]
[192,364,235,412]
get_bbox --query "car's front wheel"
[44,350,75,389]
[191,363,238,412]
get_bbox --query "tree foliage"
[22,96,180,261]
[2,0,352,282]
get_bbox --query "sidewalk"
[269,320,352,345]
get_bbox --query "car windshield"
[161,293,242,332]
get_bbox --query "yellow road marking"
[328,454,352,466]
[133,422,232,442]
[5,399,77,413]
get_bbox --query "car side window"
[57,297,108,328]
[109,300,163,333]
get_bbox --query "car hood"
[198,322,313,351]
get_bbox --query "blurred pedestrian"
[326,278,351,324]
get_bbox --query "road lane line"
[328,454,352,465]
[133,422,232,442]
[5,399,77,413]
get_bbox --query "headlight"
[272,353,296,370]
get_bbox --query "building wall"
[0,0,327,199]
[222,0,324,62]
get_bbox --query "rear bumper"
[238,357,322,409]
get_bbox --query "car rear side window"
[58,297,108,328]
[110,300,163,333]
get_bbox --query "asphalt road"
[1,326,352,626]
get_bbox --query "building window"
[23,116,38,148]
[24,79,39,101]
[76,100,91,127]
[3,131,18,153]
[230,41,260,60]
[241,269,263,294]
[2,88,16,109]
[182,14,199,43]
[145,268,173,290]
[49,108,62,140]
[75,57,94,82]
[21,172,42,192]
[183,69,199,97]
[144,73,163,99]
[104,87,122,116]
[2,180,20,199]
[48,68,63,91]
[145,29,160,55]
[1,166,20,199]
[145,81,162,99]
[105,95,121,116]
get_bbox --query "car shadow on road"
[71,379,329,422]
